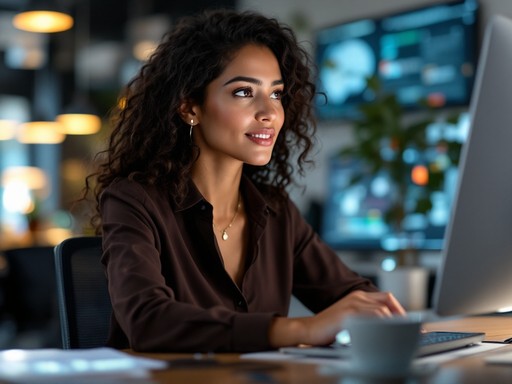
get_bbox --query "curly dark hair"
[85,9,318,232]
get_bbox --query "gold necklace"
[213,195,241,241]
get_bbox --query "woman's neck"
[191,158,243,216]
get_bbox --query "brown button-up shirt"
[100,176,377,353]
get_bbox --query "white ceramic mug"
[343,315,422,377]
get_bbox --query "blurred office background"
[0,0,511,348]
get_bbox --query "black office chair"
[2,246,61,348]
[54,236,112,349]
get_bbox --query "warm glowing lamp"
[56,0,101,135]
[411,165,429,186]
[56,112,101,135]
[56,95,101,135]
[127,15,169,62]
[1,166,48,214]
[17,121,65,144]
[44,227,73,245]
[1,166,48,191]
[0,120,17,140]
[133,40,158,61]
[13,3,74,33]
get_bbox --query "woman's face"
[192,44,285,166]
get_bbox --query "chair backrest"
[54,236,112,349]
[3,246,61,347]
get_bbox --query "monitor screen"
[314,0,479,121]
[320,114,469,252]
[433,15,512,316]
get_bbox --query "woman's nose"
[255,96,279,122]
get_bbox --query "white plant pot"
[377,266,429,311]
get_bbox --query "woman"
[88,9,405,353]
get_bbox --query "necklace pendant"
[222,231,229,241]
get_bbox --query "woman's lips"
[245,129,275,146]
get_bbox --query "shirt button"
[200,204,206,210]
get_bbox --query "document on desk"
[243,342,507,367]
[0,347,168,383]
[417,342,507,365]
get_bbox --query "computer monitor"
[314,0,479,121]
[320,118,467,252]
[432,15,512,316]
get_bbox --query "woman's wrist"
[268,316,310,348]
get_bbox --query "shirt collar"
[173,175,277,216]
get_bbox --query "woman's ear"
[178,100,200,125]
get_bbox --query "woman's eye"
[233,88,253,97]
[271,90,283,100]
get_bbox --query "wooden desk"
[133,316,512,383]
[424,315,512,342]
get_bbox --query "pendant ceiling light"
[0,120,17,141]
[1,166,48,191]
[20,54,65,144]
[17,121,65,144]
[13,1,74,33]
[56,0,101,135]
[56,96,101,135]
[1,166,49,215]
[56,112,101,135]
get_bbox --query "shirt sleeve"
[100,179,276,353]
[286,198,379,313]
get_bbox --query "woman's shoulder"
[101,177,179,218]
[104,177,167,200]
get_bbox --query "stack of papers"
[0,347,167,382]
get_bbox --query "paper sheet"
[0,347,167,383]
[242,342,508,368]
[243,343,509,379]
[416,342,507,365]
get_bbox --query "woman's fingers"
[342,290,406,317]
[301,291,408,346]
[370,291,407,316]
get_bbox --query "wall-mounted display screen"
[314,0,479,121]
[320,114,469,251]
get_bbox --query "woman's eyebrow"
[223,76,284,86]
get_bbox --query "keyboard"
[279,331,485,358]
[418,331,485,356]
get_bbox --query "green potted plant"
[338,76,463,309]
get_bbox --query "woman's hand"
[269,290,406,348]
